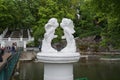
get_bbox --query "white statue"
[41,18,76,53]
[41,18,58,52]
[60,18,76,52]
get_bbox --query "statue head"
[45,18,59,32]
[60,18,75,34]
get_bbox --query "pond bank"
[19,51,120,61]
[19,51,36,61]
[81,51,120,55]
[80,51,120,61]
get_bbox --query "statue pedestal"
[37,52,80,80]
[44,63,73,80]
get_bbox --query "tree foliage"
[0,0,120,48]
[89,0,120,48]
[0,0,37,29]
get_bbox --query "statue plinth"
[37,52,80,80]
[37,52,80,63]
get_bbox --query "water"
[13,61,120,80]
[13,62,44,80]
[74,61,120,80]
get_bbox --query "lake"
[13,60,120,80]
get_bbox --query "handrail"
[0,48,22,80]
[2,38,29,41]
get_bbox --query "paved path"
[0,53,11,69]
[19,51,36,61]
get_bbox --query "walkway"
[0,53,11,69]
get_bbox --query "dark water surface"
[74,61,120,80]
[13,61,120,80]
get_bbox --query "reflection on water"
[13,61,120,80]
[13,62,44,80]
[74,61,120,80]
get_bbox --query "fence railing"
[0,49,22,80]
[2,38,29,41]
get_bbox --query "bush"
[26,41,35,47]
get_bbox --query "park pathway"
[0,53,11,69]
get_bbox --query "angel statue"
[60,18,76,52]
[41,18,58,52]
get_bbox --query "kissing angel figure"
[41,18,58,52]
[60,18,76,52]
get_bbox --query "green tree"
[0,0,13,29]
[74,0,104,38]
[1,0,37,29]
[89,0,120,48]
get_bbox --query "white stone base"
[44,63,73,80]
[37,52,80,63]
[37,52,80,80]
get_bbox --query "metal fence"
[0,49,21,80]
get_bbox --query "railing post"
[20,37,23,41]
[8,37,11,41]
